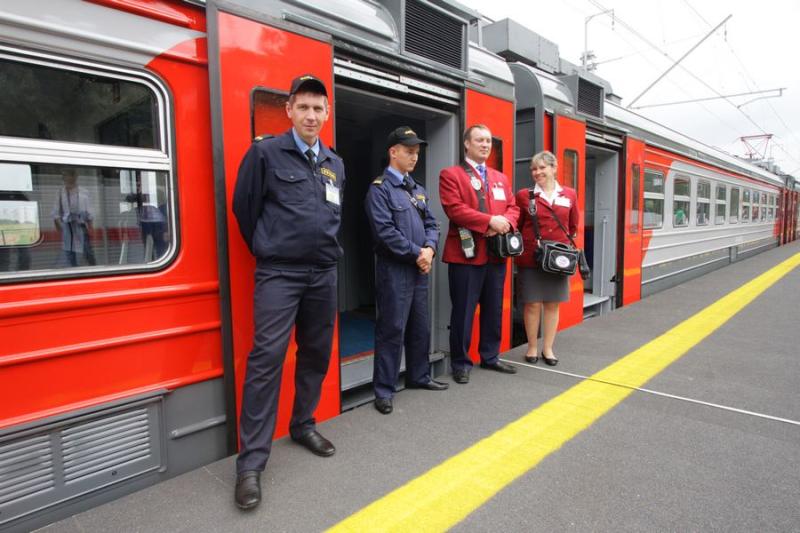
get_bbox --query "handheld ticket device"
[458,227,475,259]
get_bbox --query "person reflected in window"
[52,168,96,267]
[674,207,687,226]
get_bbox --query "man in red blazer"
[439,124,520,383]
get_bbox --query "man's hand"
[417,246,434,274]
[488,215,511,235]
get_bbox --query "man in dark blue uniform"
[231,75,344,510]
[365,127,447,415]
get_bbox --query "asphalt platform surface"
[42,242,800,532]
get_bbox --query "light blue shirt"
[385,166,406,186]
[291,128,320,157]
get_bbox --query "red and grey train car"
[0,1,796,530]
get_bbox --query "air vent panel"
[404,0,465,71]
[577,78,604,118]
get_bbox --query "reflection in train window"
[643,169,664,229]
[729,187,740,223]
[252,88,290,139]
[696,179,710,226]
[742,189,751,222]
[630,163,640,233]
[673,175,690,227]
[752,191,760,221]
[562,149,578,193]
[0,163,171,274]
[715,184,727,225]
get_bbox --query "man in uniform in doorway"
[232,74,345,510]
[365,127,447,415]
[439,124,520,384]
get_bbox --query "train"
[1,1,797,530]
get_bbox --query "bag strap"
[538,197,579,249]
[463,163,488,214]
[527,188,543,244]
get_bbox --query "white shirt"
[534,181,563,205]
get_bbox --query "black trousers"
[447,262,506,371]
[236,266,336,474]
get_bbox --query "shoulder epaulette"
[253,134,275,143]
[371,176,384,185]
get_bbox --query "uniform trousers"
[447,262,506,371]
[236,265,336,474]
[373,258,431,399]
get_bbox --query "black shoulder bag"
[528,189,590,279]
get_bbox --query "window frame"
[695,179,710,226]
[0,49,177,283]
[741,189,751,223]
[643,168,665,230]
[714,183,727,225]
[729,187,740,224]
[672,174,691,228]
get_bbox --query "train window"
[562,149,578,192]
[0,163,171,274]
[715,184,727,225]
[0,58,160,149]
[630,164,641,233]
[752,191,760,221]
[0,54,174,280]
[769,195,776,221]
[672,175,690,227]
[252,88,290,138]
[760,194,768,222]
[643,169,664,229]
[696,179,710,226]
[729,187,740,223]
[742,189,751,222]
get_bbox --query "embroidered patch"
[321,167,337,182]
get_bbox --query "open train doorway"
[583,144,619,317]
[334,85,457,407]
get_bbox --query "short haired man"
[365,127,447,415]
[439,124,520,383]
[232,74,345,510]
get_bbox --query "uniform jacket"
[232,129,346,269]
[365,169,439,264]
[515,184,579,268]
[439,162,519,264]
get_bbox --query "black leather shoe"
[452,369,470,384]
[291,430,335,457]
[374,397,393,414]
[407,379,449,391]
[234,471,261,510]
[524,354,539,364]
[541,352,559,366]
[479,361,518,374]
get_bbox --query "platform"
[39,242,800,532]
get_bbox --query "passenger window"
[696,179,710,226]
[760,194,768,221]
[715,184,727,224]
[562,149,578,193]
[252,88,290,139]
[0,58,160,149]
[742,189,751,222]
[672,175,690,227]
[0,55,173,279]
[643,169,664,229]
[752,191,760,221]
[630,163,641,233]
[729,187,740,223]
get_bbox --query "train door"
[553,114,585,329]
[208,5,340,439]
[334,83,458,406]
[620,137,645,305]
[583,144,619,317]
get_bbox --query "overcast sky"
[459,0,800,176]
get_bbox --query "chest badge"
[320,167,337,182]
[470,177,482,190]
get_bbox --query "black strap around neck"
[463,163,487,214]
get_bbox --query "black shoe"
[234,471,261,510]
[541,352,559,366]
[479,361,518,374]
[452,369,470,384]
[524,354,539,364]
[374,397,393,414]
[291,430,335,457]
[407,379,449,391]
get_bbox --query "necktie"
[305,148,317,173]
[402,174,414,193]
[477,164,487,189]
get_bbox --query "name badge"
[326,182,340,205]
[492,186,506,201]
[554,196,571,208]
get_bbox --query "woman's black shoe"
[541,352,558,366]
[524,354,538,364]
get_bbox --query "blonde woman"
[514,151,579,365]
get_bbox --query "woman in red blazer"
[514,150,579,366]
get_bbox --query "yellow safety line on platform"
[328,252,800,533]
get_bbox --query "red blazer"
[514,186,579,268]
[439,162,520,264]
